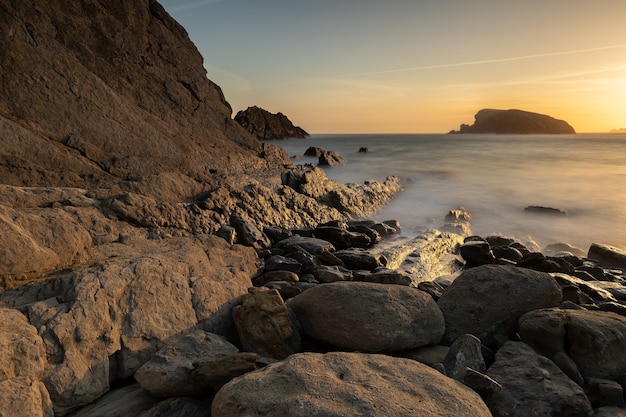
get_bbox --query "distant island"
[235,106,309,140]
[450,109,576,134]
[610,128,626,133]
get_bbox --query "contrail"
[343,44,626,77]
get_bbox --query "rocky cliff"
[235,106,309,140]
[451,109,576,134]
[0,1,400,415]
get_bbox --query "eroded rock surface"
[211,351,493,417]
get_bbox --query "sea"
[269,133,626,253]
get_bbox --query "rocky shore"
[2,2,626,417]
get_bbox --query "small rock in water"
[524,205,567,215]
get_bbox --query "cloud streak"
[162,0,223,13]
[342,44,626,77]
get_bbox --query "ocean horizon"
[271,133,626,252]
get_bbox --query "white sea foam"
[272,133,626,252]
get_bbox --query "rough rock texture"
[232,287,301,360]
[0,308,53,417]
[437,265,562,346]
[134,330,240,398]
[485,342,593,417]
[211,352,493,417]
[287,281,445,352]
[66,384,160,417]
[234,105,309,140]
[519,308,626,381]
[451,109,576,134]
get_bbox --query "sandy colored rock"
[233,287,301,360]
[0,308,53,417]
[288,281,445,352]
[437,265,562,346]
[211,351,493,417]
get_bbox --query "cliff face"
[451,109,576,134]
[0,0,290,190]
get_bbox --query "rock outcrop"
[235,105,309,140]
[450,109,576,134]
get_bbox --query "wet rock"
[460,240,495,266]
[276,235,335,255]
[233,287,301,360]
[333,248,387,270]
[588,243,626,269]
[544,242,586,258]
[358,147,369,153]
[312,265,352,283]
[211,352,493,417]
[485,342,593,417]
[437,264,562,346]
[355,268,412,286]
[313,225,371,249]
[304,146,324,157]
[264,254,302,273]
[491,245,524,263]
[517,252,575,274]
[288,281,444,352]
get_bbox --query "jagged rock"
[230,211,271,250]
[233,287,301,360]
[485,342,593,417]
[134,330,240,398]
[211,352,493,417]
[437,264,562,346]
[0,308,53,417]
[287,281,445,352]
[374,228,464,284]
[451,109,576,134]
[443,334,486,380]
[234,106,309,140]
[333,248,387,270]
[319,150,347,167]
[519,308,626,381]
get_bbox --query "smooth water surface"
[271,134,626,251]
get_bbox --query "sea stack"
[235,106,309,140]
[450,109,576,134]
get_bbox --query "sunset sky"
[161,0,626,133]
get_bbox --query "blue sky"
[161,0,626,133]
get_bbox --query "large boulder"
[437,265,562,346]
[288,281,445,352]
[234,105,309,140]
[485,342,593,417]
[451,109,576,134]
[211,351,493,417]
[519,308,626,381]
[0,308,53,417]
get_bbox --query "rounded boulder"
[211,351,492,417]
[287,281,444,352]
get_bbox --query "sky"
[160,0,626,133]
